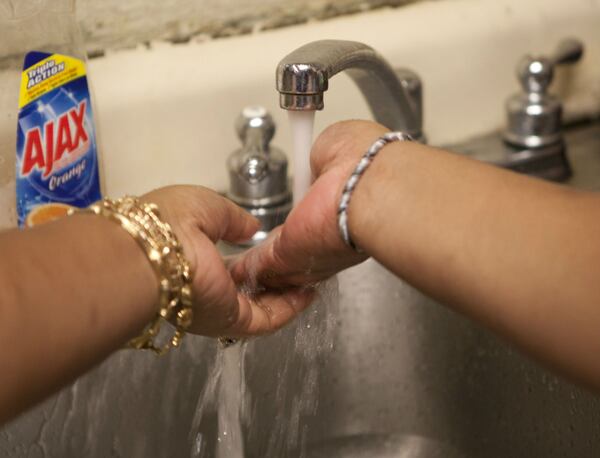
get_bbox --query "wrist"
[346,140,414,254]
[339,133,414,253]
[69,197,194,354]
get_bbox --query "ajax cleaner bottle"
[0,0,102,229]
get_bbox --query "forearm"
[0,215,156,422]
[350,141,600,387]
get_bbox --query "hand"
[230,120,389,289]
[141,185,313,337]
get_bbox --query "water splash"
[258,278,338,458]
[188,278,338,457]
[190,350,223,458]
[216,344,246,458]
[190,343,248,458]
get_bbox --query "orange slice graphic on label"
[26,203,73,227]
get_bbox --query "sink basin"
[2,122,600,457]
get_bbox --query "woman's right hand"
[142,185,314,338]
[230,120,389,289]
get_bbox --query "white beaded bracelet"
[337,131,413,252]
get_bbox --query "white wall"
[78,0,417,53]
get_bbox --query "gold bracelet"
[68,196,194,355]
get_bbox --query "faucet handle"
[551,38,584,66]
[235,105,275,150]
[228,105,290,204]
[505,38,584,148]
[517,38,584,94]
[227,106,292,246]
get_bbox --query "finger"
[225,287,315,337]
[186,234,241,334]
[228,225,278,274]
[200,194,260,244]
[220,200,260,243]
[228,241,271,287]
[229,228,285,287]
[142,185,259,244]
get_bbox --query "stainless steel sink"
[2,121,600,457]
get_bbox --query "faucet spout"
[276,39,424,140]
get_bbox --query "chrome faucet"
[276,39,425,141]
[226,41,425,247]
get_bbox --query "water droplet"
[194,433,203,454]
